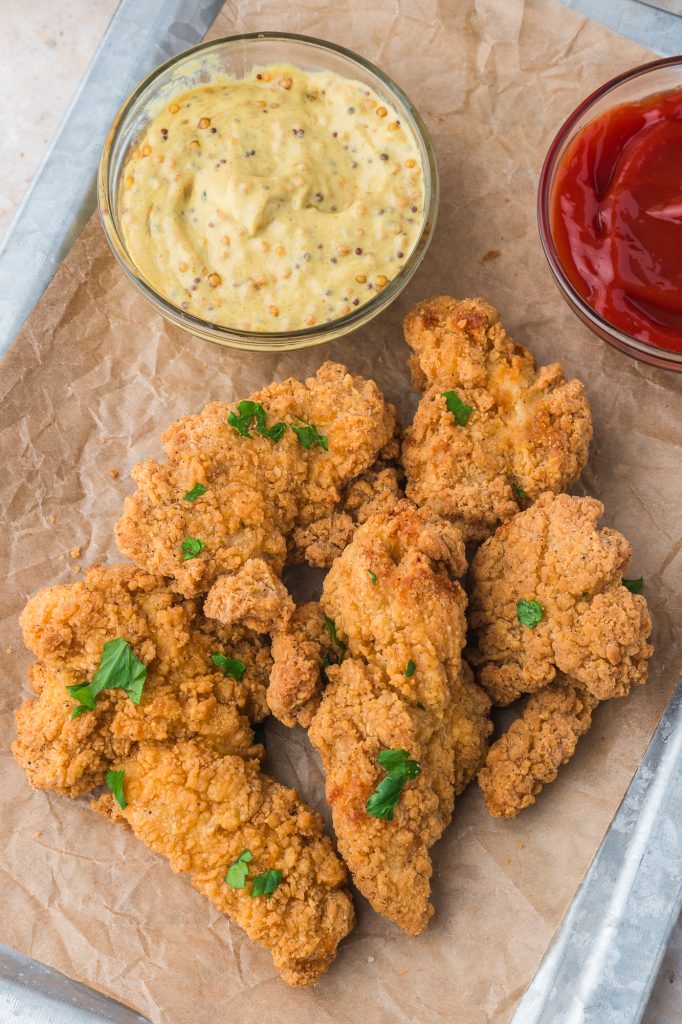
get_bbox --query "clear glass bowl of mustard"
[98,32,439,351]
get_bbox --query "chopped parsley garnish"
[225,849,253,889]
[228,400,286,442]
[623,577,643,594]
[67,638,147,719]
[211,652,246,681]
[405,660,416,678]
[517,598,544,629]
[368,570,377,585]
[106,769,127,810]
[323,615,347,661]
[416,701,426,711]
[511,482,526,502]
[181,536,204,561]
[291,417,328,451]
[183,482,207,502]
[251,869,283,897]
[366,748,421,821]
[442,390,473,426]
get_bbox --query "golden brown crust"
[401,297,592,543]
[13,564,269,797]
[466,493,653,705]
[92,741,354,987]
[204,559,295,634]
[478,677,598,817]
[269,603,328,727]
[305,502,491,934]
[115,362,397,599]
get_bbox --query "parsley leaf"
[368,570,377,585]
[226,849,253,889]
[367,748,421,821]
[211,652,246,681]
[67,638,147,718]
[442,390,473,426]
[251,869,283,897]
[623,577,643,594]
[183,482,207,502]
[228,401,286,442]
[181,536,204,561]
[517,598,544,628]
[106,769,127,810]
[291,417,328,451]
[323,615,346,661]
[511,482,526,501]
[405,660,416,678]
[416,701,426,711]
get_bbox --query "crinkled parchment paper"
[1,3,680,1022]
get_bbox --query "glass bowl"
[538,56,682,373]
[98,32,439,351]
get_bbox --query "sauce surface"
[120,63,425,331]
[550,86,682,353]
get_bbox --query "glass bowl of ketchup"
[538,57,682,372]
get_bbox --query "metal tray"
[0,1,680,1021]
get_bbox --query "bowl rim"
[98,30,439,348]
[537,54,682,372]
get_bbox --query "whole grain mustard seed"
[121,63,425,330]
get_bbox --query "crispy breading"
[466,493,653,705]
[115,362,397,625]
[287,502,492,934]
[203,558,295,635]
[92,740,354,987]
[478,677,598,817]
[14,564,354,985]
[269,603,328,727]
[401,297,592,543]
[13,564,269,797]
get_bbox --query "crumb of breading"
[108,469,119,479]
[481,249,501,262]
[34,831,41,838]
[70,547,81,559]
[467,493,653,705]
[479,677,598,817]
[115,362,397,622]
[98,437,107,445]
[401,297,592,543]
[6,647,13,655]
[299,502,492,934]
[74,565,82,573]
[269,603,329,727]
[48,515,56,526]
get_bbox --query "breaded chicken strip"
[93,740,354,987]
[13,564,269,797]
[467,493,653,817]
[466,493,653,705]
[116,362,397,631]
[402,297,592,543]
[269,602,328,728]
[270,503,491,933]
[13,565,354,984]
[478,677,598,817]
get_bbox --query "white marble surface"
[0,1,679,1021]
[0,0,117,243]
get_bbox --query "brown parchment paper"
[1,2,681,1022]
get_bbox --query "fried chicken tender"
[115,362,397,632]
[13,564,354,984]
[92,740,354,987]
[13,564,269,797]
[402,296,592,543]
[270,502,491,933]
[478,677,598,817]
[269,603,328,728]
[467,493,653,817]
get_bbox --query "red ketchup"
[550,87,682,353]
